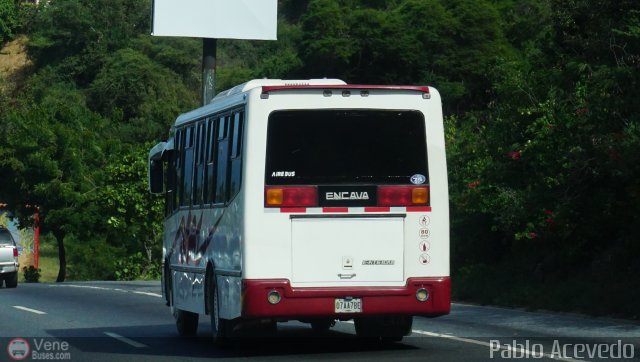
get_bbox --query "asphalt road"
[1,281,639,361]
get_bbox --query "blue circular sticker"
[410,174,426,185]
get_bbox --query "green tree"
[2,0,201,282]
[280,0,311,22]
[448,0,640,315]
[298,0,510,111]
[28,0,151,85]
[0,0,18,45]
[0,77,107,282]
[299,0,358,79]
[128,36,201,92]
[97,143,164,276]
[88,48,197,142]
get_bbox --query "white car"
[0,227,19,288]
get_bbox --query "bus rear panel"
[241,84,450,321]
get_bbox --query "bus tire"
[163,261,170,306]
[354,316,412,341]
[170,278,199,337]
[174,308,199,337]
[208,274,235,346]
[5,272,17,288]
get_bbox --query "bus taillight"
[378,186,430,207]
[265,186,318,207]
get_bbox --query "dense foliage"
[0,0,638,317]
[22,265,40,282]
[0,0,22,45]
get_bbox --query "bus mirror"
[148,141,168,194]
[149,159,164,194]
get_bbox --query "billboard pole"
[151,0,277,104]
[202,38,217,106]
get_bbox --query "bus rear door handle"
[338,273,356,279]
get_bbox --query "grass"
[18,240,59,283]
[34,255,60,283]
[34,240,59,283]
[0,36,32,95]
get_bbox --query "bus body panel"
[167,196,245,316]
[241,277,451,318]
[241,87,449,286]
[291,216,405,284]
[156,80,450,322]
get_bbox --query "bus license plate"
[335,298,362,313]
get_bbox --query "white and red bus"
[148,78,450,343]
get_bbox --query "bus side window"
[214,116,230,204]
[175,129,184,208]
[165,150,175,216]
[164,132,180,217]
[183,126,195,207]
[229,111,244,198]
[206,117,217,204]
[193,121,206,206]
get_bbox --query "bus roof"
[173,79,432,129]
[214,78,347,99]
[174,79,346,127]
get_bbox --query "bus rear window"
[266,110,428,185]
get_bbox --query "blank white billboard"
[152,0,277,40]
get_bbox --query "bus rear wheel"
[208,274,236,346]
[170,279,199,336]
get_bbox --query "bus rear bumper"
[241,277,450,319]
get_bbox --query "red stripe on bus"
[322,208,349,213]
[364,207,390,212]
[262,84,430,94]
[406,206,432,212]
[280,208,307,213]
[242,277,451,319]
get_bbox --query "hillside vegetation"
[0,36,30,94]
[1,0,639,318]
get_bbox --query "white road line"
[13,306,47,315]
[412,329,492,347]
[51,284,110,291]
[132,291,162,298]
[104,332,148,348]
[412,330,584,362]
[339,321,582,362]
[50,284,161,298]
